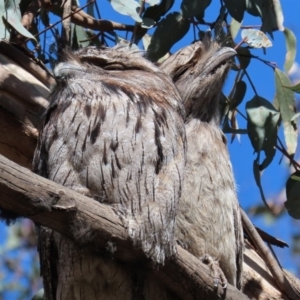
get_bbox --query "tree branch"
[241,209,300,300]
[0,153,248,300]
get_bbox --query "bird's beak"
[201,47,236,76]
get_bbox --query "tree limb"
[241,209,300,300]
[0,153,248,300]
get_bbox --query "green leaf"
[246,96,280,169]
[236,47,251,69]
[285,171,300,219]
[110,0,142,22]
[141,17,156,29]
[284,83,300,94]
[224,0,245,23]
[246,0,284,34]
[291,175,300,182]
[275,68,297,155]
[143,0,174,22]
[180,0,211,19]
[32,289,44,300]
[142,33,151,50]
[74,25,91,48]
[134,0,174,43]
[271,0,284,31]
[241,29,272,48]
[0,0,9,39]
[284,28,297,73]
[147,12,190,62]
[229,80,247,109]
[291,113,300,122]
[230,18,242,39]
[86,0,95,18]
[143,33,170,63]
[0,0,36,41]
[146,0,160,5]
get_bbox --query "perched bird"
[33,45,186,299]
[160,40,243,288]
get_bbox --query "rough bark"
[243,241,300,299]
[0,41,50,168]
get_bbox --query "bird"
[160,40,244,289]
[33,44,186,299]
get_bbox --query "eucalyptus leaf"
[146,0,160,5]
[291,113,300,122]
[236,47,251,69]
[87,0,95,17]
[284,83,300,94]
[275,68,297,155]
[147,12,190,62]
[0,0,9,39]
[223,0,245,23]
[143,0,174,21]
[291,175,300,182]
[246,0,284,34]
[181,0,211,19]
[134,0,174,42]
[229,80,247,109]
[142,33,151,50]
[110,0,142,23]
[285,171,300,219]
[241,29,272,48]
[245,0,261,17]
[284,28,297,73]
[271,0,284,31]
[230,18,242,39]
[142,17,156,29]
[1,0,36,41]
[74,25,91,48]
[32,289,44,300]
[246,96,280,170]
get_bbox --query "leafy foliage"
[0,0,36,41]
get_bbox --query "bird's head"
[160,40,236,123]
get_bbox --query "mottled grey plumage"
[160,40,243,288]
[33,45,186,299]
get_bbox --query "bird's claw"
[201,254,228,289]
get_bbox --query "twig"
[243,69,258,95]
[33,1,94,39]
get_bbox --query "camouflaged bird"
[160,40,243,289]
[33,45,186,300]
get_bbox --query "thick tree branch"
[0,153,248,300]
